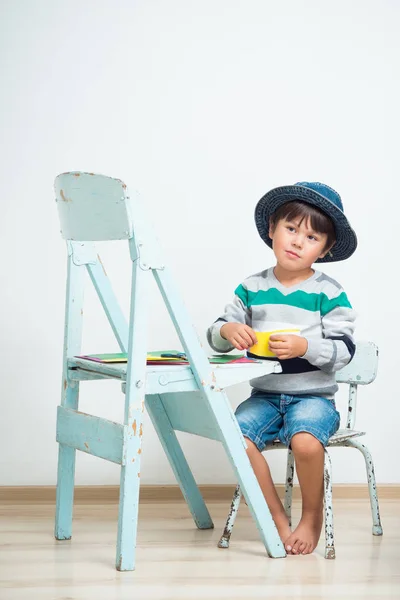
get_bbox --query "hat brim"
[254,185,357,263]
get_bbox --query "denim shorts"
[235,389,340,451]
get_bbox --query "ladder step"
[56,406,124,464]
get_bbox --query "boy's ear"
[319,241,335,259]
[268,219,275,239]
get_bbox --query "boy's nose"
[293,237,303,248]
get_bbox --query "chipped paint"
[73,173,81,177]
[218,485,241,548]
[324,469,330,488]
[344,438,383,536]
[137,472,140,478]
[84,442,89,450]
[346,384,358,429]
[60,189,71,203]
[97,254,107,277]
[323,450,336,559]
[325,547,335,559]
[139,423,143,437]
[138,448,142,454]
[284,450,294,524]
[63,379,67,391]
[132,420,137,436]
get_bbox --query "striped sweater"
[207,267,356,398]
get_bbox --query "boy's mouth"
[286,250,300,258]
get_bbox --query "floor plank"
[0,499,399,599]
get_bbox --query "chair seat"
[327,428,365,444]
[68,356,282,394]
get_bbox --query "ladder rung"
[56,406,124,465]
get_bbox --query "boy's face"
[269,216,332,271]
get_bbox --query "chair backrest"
[335,341,378,430]
[55,172,133,241]
[335,341,378,385]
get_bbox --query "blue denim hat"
[254,181,357,262]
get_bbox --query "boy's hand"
[269,334,308,360]
[220,322,258,351]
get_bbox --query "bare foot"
[284,511,323,555]
[273,512,292,546]
[245,500,291,545]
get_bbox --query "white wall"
[1,0,398,486]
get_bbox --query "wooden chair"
[53,171,287,571]
[218,341,383,558]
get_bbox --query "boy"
[207,182,357,555]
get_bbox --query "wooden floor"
[1,499,399,599]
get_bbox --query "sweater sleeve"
[302,290,356,373]
[206,284,252,353]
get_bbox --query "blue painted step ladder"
[53,171,285,571]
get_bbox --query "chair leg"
[115,409,144,572]
[55,383,79,541]
[145,394,214,530]
[344,438,383,536]
[54,444,76,540]
[218,485,242,548]
[284,449,294,527]
[323,449,335,559]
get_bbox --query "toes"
[285,536,293,552]
[301,543,312,555]
[285,532,315,556]
[292,538,303,554]
[285,536,296,553]
[298,541,308,555]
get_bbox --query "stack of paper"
[77,351,258,366]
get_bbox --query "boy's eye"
[287,226,296,232]
[308,235,318,241]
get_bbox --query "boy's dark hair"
[270,200,336,252]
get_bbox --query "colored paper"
[77,350,259,365]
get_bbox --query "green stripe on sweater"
[234,284,352,316]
